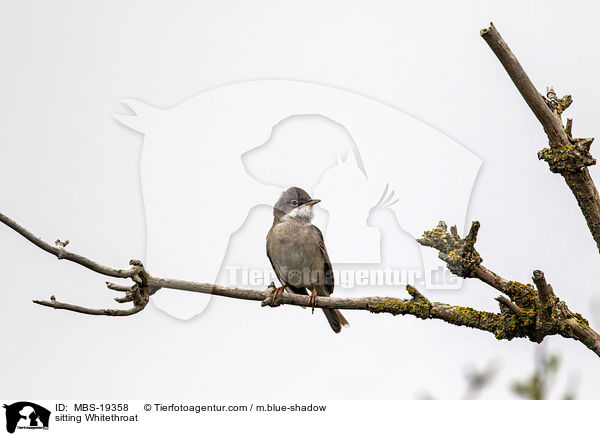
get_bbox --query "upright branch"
[479,25,568,147]
[481,23,600,253]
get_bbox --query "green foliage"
[510,351,574,400]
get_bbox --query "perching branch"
[481,22,600,253]
[1,209,599,357]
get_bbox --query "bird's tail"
[322,309,349,333]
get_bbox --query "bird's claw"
[309,287,318,314]
[270,285,287,306]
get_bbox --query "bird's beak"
[303,198,321,206]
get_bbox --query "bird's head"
[273,187,320,222]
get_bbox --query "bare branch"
[474,266,510,294]
[105,282,132,292]
[34,265,151,316]
[114,293,134,304]
[565,118,573,138]
[495,295,521,316]
[565,318,600,357]
[0,212,138,279]
[33,298,146,316]
[480,23,569,148]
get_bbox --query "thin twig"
[0,212,137,279]
[105,282,133,292]
[495,295,521,315]
[33,299,146,316]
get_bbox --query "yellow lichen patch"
[538,143,595,173]
[538,144,575,165]
[507,281,537,309]
[368,297,430,319]
[369,298,412,315]
[433,304,523,340]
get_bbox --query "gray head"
[273,187,321,223]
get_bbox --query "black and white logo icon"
[3,402,50,433]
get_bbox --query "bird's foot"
[262,283,287,307]
[271,285,287,306]
[308,287,318,314]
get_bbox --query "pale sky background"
[1,0,600,400]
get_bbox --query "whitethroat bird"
[266,187,348,333]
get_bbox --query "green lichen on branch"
[538,138,595,173]
[418,221,482,278]
[537,87,595,174]
[368,286,530,341]
[418,221,452,252]
[368,296,431,320]
[432,304,525,340]
[367,280,597,347]
[506,281,537,310]
[415,219,600,348]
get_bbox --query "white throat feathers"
[282,204,314,222]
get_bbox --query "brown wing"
[309,224,334,295]
[266,230,309,296]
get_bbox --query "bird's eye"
[290,200,298,206]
